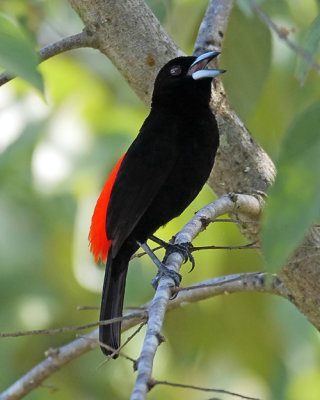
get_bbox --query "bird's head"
[151,51,225,110]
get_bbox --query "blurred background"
[0,0,320,399]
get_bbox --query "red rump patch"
[89,154,125,263]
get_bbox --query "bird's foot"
[163,242,195,272]
[151,266,182,290]
[137,240,182,290]
[149,236,195,272]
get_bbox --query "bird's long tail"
[99,252,129,357]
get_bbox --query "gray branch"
[0,312,143,400]
[130,194,263,399]
[68,0,184,105]
[2,203,287,400]
[0,271,280,400]
[0,194,274,400]
[0,31,94,86]
[193,0,236,56]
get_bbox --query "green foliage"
[222,6,272,120]
[295,14,320,84]
[0,14,43,92]
[262,102,320,272]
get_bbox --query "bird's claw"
[151,266,182,290]
[164,242,195,272]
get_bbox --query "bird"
[89,51,225,357]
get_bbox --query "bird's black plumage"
[92,52,224,356]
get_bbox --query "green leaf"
[0,14,43,92]
[262,102,320,272]
[221,6,272,120]
[295,15,320,84]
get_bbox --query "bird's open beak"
[188,51,226,80]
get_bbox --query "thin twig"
[38,31,96,61]
[98,321,146,365]
[78,335,136,364]
[247,0,320,72]
[0,312,146,338]
[77,304,147,311]
[131,246,162,259]
[76,305,99,311]
[0,31,95,86]
[78,323,143,366]
[151,379,259,400]
[174,272,288,298]
[132,220,260,259]
[211,218,260,224]
[150,379,260,400]
[39,383,59,393]
[192,241,260,252]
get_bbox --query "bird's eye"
[170,65,182,76]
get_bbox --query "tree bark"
[69,0,183,105]
[68,0,320,330]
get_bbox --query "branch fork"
[130,193,262,399]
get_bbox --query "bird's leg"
[149,235,195,272]
[137,241,182,289]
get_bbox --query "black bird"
[89,51,225,356]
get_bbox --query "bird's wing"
[106,121,178,257]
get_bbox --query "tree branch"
[130,193,263,400]
[68,0,184,105]
[0,311,144,400]
[0,267,285,400]
[190,1,275,238]
[175,272,288,299]
[1,193,282,400]
[193,0,236,56]
[0,31,95,86]
[37,31,96,59]
[189,0,320,333]
[149,378,260,400]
